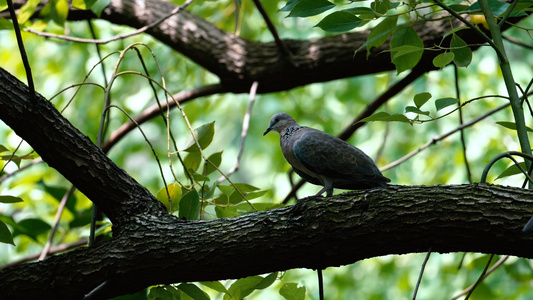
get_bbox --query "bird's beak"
[263,127,272,136]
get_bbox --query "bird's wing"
[293,129,381,180]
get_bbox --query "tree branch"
[1,183,533,299]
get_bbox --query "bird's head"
[263,112,297,136]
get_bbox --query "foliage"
[1,0,533,298]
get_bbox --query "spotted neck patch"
[282,126,301,141]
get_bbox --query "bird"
[264,112,390,197]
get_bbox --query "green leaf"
[496,162,527,180]
[184,151,202,172]
[405,106,430,116]
[450,34,472,67]
[184,122,215,152]
[371,0,391,14]
[147,286,174,300]
[279,0,301,12]
[72,0,99,10]
[414,92,432,108]
[0,145,8,153]
[0,220,15,245]
[179,189,200,220]
[344,7,377,19]
[435,97,459,111]
[287,0,335,18]
[0,0,7,12]
[200,281,229,294]
[17,0,41,24]
[496,121,533,132]
[467,0,510,16]
[390,26,424,74]
[279,282,306,300]
[90,0,111,17]
[360,15,398,58]
[245,190,268,200]
[215,205,238,218]
[12,218,51,241]
[156,183,182,213]
[433,52,455,69]
[256,272,278,289]
[0,195,24,203]
[360,112,411,123]
[224,276,263,300]
[315,11,364,33]
[202,151,223,175]
[443,26,469,38]
[178,283,210,300]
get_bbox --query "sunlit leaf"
[224,276,263,300]
[202,151,223,175]
[179,189,200,220]
[12,218,51,241]
[184,151,202,172]
[200,281,229,294]
[433,52,455,69]
[435,97,458,111]
[0,195,24,203]
[360,15,398,58]
[390,26,424,74]
[147,286,174,300]
[279,0,301,12]
[215,206,238,218]
[496,162,527,180]
[156,183,182,213]
[178,283,210,300]
[496,121,533,132]
[414,92,432,108]
[344,7,377,19]
[315,11,364,33]
[467,0,510,16]
[184,122,215,152]
[17,0,41,24]
[451,34,472,67]
[256,273,278,289]
[287,0,335,18]
[360,112,411,123]
[0,220,15,245]
[279,282,306,300]
[405,106,430,116]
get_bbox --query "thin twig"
[6,0,36,103]
[413,247,432,300]
[220,81,259,181]
[102,84,226,153]
[454,65,472,183]
[0,239,88,269]
[39,186,76,260]
[251,0,290,56]
[450,255,509,300]
[25,0,195,44]
[381,102,510,171]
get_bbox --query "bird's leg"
[315,187,326,197]
[323,179,334,197]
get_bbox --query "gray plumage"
[264,112,390,197]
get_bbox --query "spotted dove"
[264,112,390,197]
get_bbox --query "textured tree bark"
[9,0,497,93]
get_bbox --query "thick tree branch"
[10,0,498,93]
[1,183,533,299]
[0,67,167,226]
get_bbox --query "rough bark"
[1,67,533,299]
[8,0,498,93]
